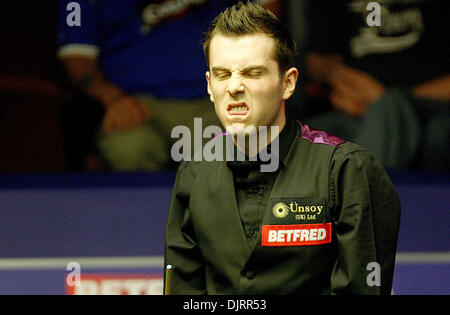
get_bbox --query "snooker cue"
[164,264,173,295]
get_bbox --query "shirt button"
[245,271,255,279]
[248,187,258,194]
[249,228,256,235]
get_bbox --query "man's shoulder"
[297,122,347,148]
[176,159,222,179]
[296,122,366,152]
[294,122,377,165]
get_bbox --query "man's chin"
[225,124,258,137]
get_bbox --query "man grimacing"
[164,2,401,295]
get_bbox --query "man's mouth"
[227,102,249,116]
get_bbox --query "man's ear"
[206,71,214,102]
[282,67,299,101]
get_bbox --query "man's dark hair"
[203,1,297,76]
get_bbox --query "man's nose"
[226,75,245,95]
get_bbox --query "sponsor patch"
[270,198,329,224]
[261,223,332,247]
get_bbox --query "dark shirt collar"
[277,116,296,166]
[226,116,296,172]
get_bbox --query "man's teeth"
[230,106,247,112]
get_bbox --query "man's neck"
[233,116,286,158]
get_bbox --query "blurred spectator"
[58,0,281,171]
[302,0,449,171]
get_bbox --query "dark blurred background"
[1,0,448,173]
[0,0,68,172]
[0,0,108,172]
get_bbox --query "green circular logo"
[272,202,289,219]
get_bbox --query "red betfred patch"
[262,223,332,247]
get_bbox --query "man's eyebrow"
[211,66,229,72]
[241,65,267,72]
[211,65,268,72]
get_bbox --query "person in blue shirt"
[58,0,280,170]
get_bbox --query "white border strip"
[0,252,448,270]
[0,256,163,270]
[396,252,450,264]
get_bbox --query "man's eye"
[246,71,263,78]
[215,72,231,79]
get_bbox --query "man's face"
[206,33,297,136]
